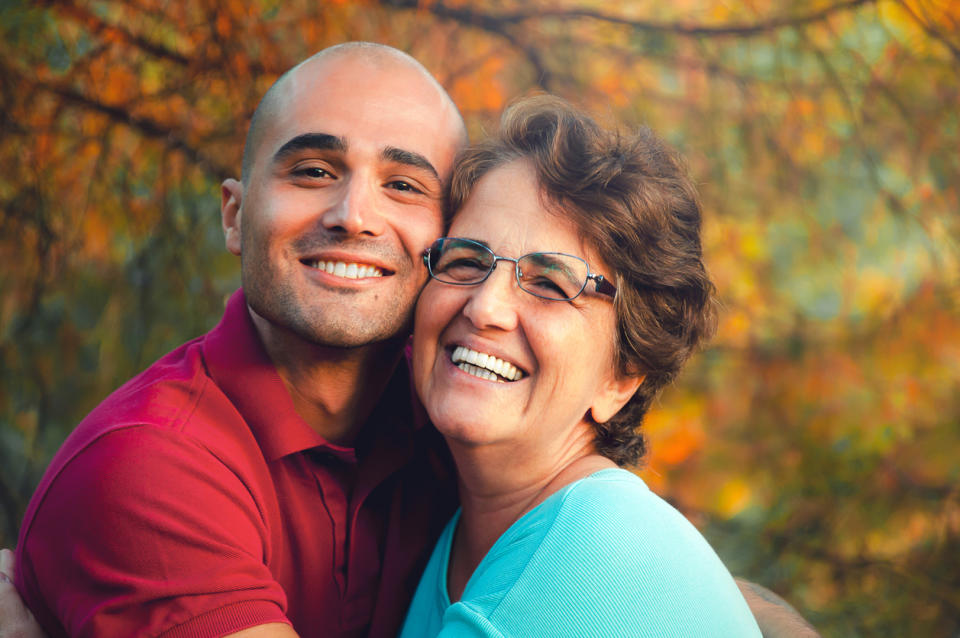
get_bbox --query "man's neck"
[249,306,406,446]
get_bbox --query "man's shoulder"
[15,335,275,577]
[102,332,216,415]
[21,331,265,532]
[68,333,245,456]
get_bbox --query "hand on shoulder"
[0,549,45,638]
[736,578,821,638]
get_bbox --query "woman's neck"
[446,435,616,602]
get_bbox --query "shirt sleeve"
[18,425,290,638]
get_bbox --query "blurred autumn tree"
[1,0,957,635]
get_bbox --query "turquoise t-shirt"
[400,468,761,637]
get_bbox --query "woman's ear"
[590,374,645,424]
[221,178,243,256]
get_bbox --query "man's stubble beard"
[241,249,418,349]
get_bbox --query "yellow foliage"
[595,69,630,108]
[716,308,751,348]
[81,210,113,261]
[880,1,937,56]
[715,478,752,518]
[215,13,232,38]
[866,511,938,558]
[89,61,142,105]
[851,269,900,316]
[646,399,707,466]
[449,53,507,113]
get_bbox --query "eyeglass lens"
[427,238,590,301]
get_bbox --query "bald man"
[13,43,466,638]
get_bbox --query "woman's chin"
[428,408,508,449]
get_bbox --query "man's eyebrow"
[381,147,440,182]
[272,133,346,163]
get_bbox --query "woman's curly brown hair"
[448,95,717,467]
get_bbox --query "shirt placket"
[311,458,352,611]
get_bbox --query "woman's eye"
[441,257,486,272]
[529,277,568,296]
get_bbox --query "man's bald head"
[222,42,467,354]
[241,42,467,185]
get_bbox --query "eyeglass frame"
[421,237,617,301]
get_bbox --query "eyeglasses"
[422,237,616,301]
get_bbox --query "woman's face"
[412,160,636,456]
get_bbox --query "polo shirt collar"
[202,289,360,462]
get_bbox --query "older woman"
[401,96,761,636]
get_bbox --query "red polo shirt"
[15,289,457,638]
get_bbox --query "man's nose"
[320,177,386,236]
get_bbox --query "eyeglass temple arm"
[589,274,617,298]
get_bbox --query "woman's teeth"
[451,346,524,382]
[307,260,383,279]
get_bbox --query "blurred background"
[1,0,957,635]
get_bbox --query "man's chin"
[245,282,415,348]
[301,327,403,350]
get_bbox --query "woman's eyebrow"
[273,133,346,163]
[381,146,439,182]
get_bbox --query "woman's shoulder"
[544,468,689,539]
[463,467,762,637]
[479,467,728,589]
[524,469,714,560]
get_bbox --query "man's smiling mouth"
[302,259,384,279]
[451,346,525,382]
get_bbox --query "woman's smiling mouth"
[450,345,525,382]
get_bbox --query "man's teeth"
[451,346,524,382]
[307,260,383,279]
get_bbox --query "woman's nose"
[461,263,521,331]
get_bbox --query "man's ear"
[221,178,243,256]
[590,374,645,424]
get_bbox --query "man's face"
[223,54,463,348]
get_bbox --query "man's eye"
[294,166,332,179]
[386,180,422,194]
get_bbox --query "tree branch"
[490,28,554,91]
[383,0,554,90]
[0,55,231,178]
[45,0,192,67]
[47,83,230,176]
[398,0,877,39]
[893,0,960,64]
